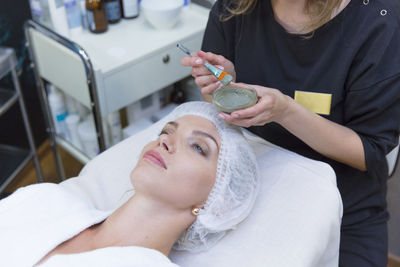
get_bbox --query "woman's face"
[131,115,221,211]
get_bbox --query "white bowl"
[141,0,184,30]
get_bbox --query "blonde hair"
[221,0,343,34]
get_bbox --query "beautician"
[181,0,400,266]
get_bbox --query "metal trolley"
[24,20,107,181]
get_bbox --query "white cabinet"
[69,4,209,115]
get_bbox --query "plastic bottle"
[106,111,122,146]
[79,0,89,29]
[119,0,138,19]
[65,95,79,115]
[47,84,68,138]
[64,0,83,35]
[78,116,99,158]
[40,0,53,28]
[48,0,70,36]
[66,114,83,150]
[29,0,44,23]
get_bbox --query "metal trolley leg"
[10,65,44,183]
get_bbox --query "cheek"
[170,159,217,204]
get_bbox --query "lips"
[143,150,167,169]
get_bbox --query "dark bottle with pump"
[86,0,108,33]
[104,0,121,23]
[119,0,139,19]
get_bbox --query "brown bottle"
[86,0,108,33]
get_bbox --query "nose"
[159,134,175,153]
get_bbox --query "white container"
[141,0,184,30]
[106,111,122,146]
[78,116,99,158]
[47,84,68,138]
[65,114,82,150]
[48,0,70,36]
[64,0,83,35]
[65,94,79,115]
[121,0,139,18]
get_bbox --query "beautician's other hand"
[218,84,292,128]
[180,50,236,95]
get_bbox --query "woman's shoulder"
[344,0,400,32]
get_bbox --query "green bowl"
[212,86,258,114]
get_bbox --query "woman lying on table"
[0,102,259,267]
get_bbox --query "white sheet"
[59,115,343,267]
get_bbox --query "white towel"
[0,183,178,267]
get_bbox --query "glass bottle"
[119,0,139,19]
[86,0,108,33]
[104,0,121,24]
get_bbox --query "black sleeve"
[344,19,400,174]
[201,0,238,63]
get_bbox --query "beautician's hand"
[218,84,292,127]
[180,50,236,95]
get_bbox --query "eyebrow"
[192,130,219,149]
[166,121,178,128]
[166,121,219,148]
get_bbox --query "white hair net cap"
[151,101,259,252]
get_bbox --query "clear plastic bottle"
[39,0,53,28]
[79,0,89,29]
[47,84,68,138]
[29,0,44,23]
[64,0,83,35]
[106,111,122,146]
[48,0,70,36]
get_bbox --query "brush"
[177,43,233,86]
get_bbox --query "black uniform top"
[202,0,400,225]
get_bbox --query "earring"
[192,207,200,216]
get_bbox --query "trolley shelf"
[0,88,18,116]
[0,144,32,192]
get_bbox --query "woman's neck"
[92,194,195,256]
[270,0,351,34]
[271,0,310,34]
